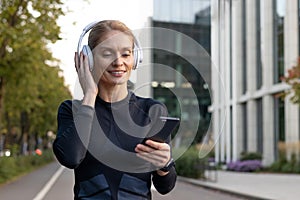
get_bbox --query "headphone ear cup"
[133,47,138,69]
[133,43,143,70]
[82,45,94,71]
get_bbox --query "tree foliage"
[280,57,300,104]
[0,0,71,152]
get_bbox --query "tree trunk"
[19,111,30,155]
[0,77,5,131]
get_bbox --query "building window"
[274,96,285,160]
[229,0,233,99]
[242,0,247,94]
[278,98,285,141]
[256,98,263,154]
[256,0,263,89]
[242,103,248,152]
[230,106,233,159]
[274,0,285,83]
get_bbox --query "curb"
[178,176,272,200]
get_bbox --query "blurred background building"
[211,0,300,165]
[151,0,212,145]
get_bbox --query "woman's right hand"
[74,52,98,107]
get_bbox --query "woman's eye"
[122,52,131,57]
[102,51,112,57]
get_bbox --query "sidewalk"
[179,170,300,200]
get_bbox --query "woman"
[53,20,176,200]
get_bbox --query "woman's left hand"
[135,140,171,176]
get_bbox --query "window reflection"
[275,0,285,83]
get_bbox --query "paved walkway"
[180,170,300,200]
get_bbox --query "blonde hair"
[88,20,134,50]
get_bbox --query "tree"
[280,57,300,104]
[0,0,72,153]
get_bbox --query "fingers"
[82,52,90,72]
[137,153,165,167]
[74,52,84,73]
[74,52,98,97]
[136,150,169,168]
[74,52,89,72]
[136,140,170,154]
[145,140,167,150]
[74,52,79,72]
[135,140,171,167]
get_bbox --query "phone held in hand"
[142,116,180,144]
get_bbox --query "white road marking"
[32,166,65,200]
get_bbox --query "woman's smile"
[108,70,127,77]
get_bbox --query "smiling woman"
[53,20,177,200]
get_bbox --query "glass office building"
[211,0,300,165]
[151,0,212,145]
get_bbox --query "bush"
[0,157,18,183]
[225,151,263,172]
[0,149,55,184]
[268,152,300,173]
[174,146,206,178]
[240,152,262,161]
[227,160,262,172]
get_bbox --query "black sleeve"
[152,166,177,194]
[53,100,94,169]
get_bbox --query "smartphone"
[142,116,180,144]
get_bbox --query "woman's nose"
[112,55,123,66]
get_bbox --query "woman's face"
[92,30,134,88]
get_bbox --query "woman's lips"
[108,70,126,77]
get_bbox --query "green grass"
[0,149,55,185]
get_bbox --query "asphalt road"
[0,161,246,200]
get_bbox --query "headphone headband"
[77,20,143,71]
[77,21,98,56]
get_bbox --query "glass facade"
[242,0,247,94]
[211,0,300,165]
[242,103,248,152]
[256,0,263,89]
[256,98,263,154]
[152,20,211,143]
[229,0,233,99]
[153,0,210,23]
[274,0,285,83]
[278,98,285,142]
[274,96,285,160]
[274,98,285,142]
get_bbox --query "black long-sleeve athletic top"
[53,91,177,200]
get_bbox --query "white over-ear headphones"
[77,21,143,71]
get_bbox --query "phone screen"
[142,116,180,143]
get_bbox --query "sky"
[49,0,153,95]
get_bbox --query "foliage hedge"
[267,152,300,173]
[174,146,206,179]
[240,151,262,161]
[0,149,54,184]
